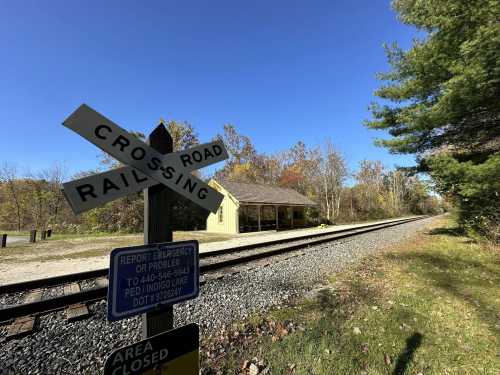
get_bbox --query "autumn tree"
[318,140,347,222]
[165,120,199,151]
[0,163,24,231]
[37,163,68,226]
[355,160,385,216]
[214,124,259,182]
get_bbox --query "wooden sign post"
[29,229,36,243]
[142,122,174,338]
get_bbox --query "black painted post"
[29,230,37,243]
[47,229,52,238]
[1,234,6,248]
[41,230,47,240]
[142,122,174,339]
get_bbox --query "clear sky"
[0,0,420,179]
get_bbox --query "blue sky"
[0,1,420,179]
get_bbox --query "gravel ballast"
[0,217,435,374]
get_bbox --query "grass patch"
[211,217,499,374]
[0,230,30,236]
[46,232,129,240]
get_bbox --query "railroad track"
[0,216,425,338]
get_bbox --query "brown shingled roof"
[217,180,316,206]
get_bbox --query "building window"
[218,206,224,223]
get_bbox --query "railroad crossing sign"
[104,323,199,375]
[60,105,212,373]
[62,104,228,214]
[107,240,199,321]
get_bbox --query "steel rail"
[0,216,422,295]
[0,216,425,322]
[199,217,422,272]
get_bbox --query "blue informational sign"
[107,240,199,321]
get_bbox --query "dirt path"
[5,236,28,244]
[0,256,109,285]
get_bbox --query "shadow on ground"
[393,332,423,375]
[428,226,466,237]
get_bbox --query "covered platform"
[206,180,317,234]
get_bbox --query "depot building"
[206,180,317,234]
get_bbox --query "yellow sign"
[143,350,199,374]
[104,323,199,375]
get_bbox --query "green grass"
[209,217,499,374]
[0,230,30,236]
[45,231,128,240]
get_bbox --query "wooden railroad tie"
[6,290,42,339]
[64,283,90,321]
[95,277,109,289]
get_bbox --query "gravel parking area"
[0,217,435,375]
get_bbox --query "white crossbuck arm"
[62,104,228,214]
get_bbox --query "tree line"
[0,120,441,234]
[214,125,441,223]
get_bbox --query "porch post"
[235,206,240,234]
[275,205,279,230]
[257,205,261,231]
[290,207,294,228]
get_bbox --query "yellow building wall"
[206,181,240,234]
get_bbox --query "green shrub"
[428,153,500,243]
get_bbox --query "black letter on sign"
[212,144,222,156]
[180,154,192,167]
[120,173,129,187]
[175,173,183,185]
[161,166,175,179]
[147,157,161,170]
[112,135,130,152]
[102,178,120,195]
[76,184,97,202]
[132,170,148,183]
[183,178,197,193]
[131,147,146,160]
[198,187,208,199]
[192,151,203,162]
[95,125,111,140]
[204,148,214,159]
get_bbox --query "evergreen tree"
[366,0,499,241]
[366,0,499,160]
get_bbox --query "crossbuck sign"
[62,104,228,214]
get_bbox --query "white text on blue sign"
[107,241,199,321]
